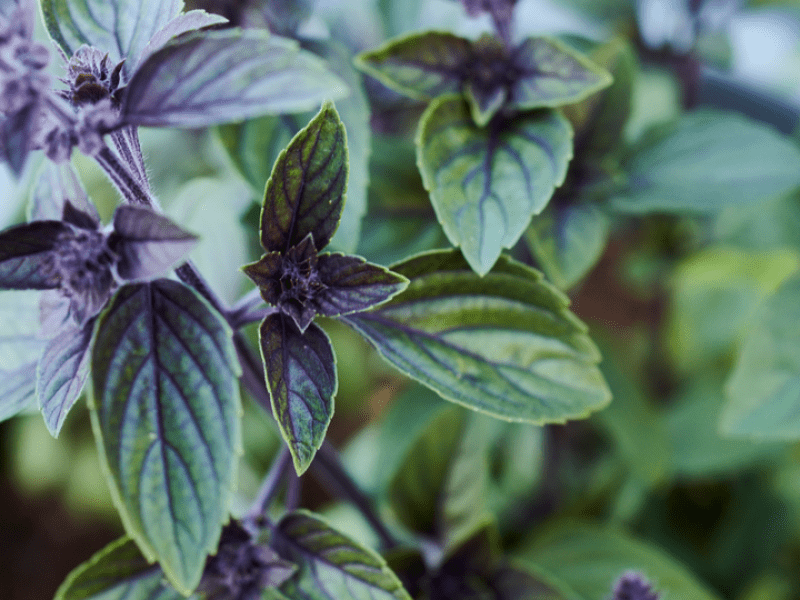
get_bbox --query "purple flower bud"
[612,571,661,600]
[63,45,125,107]
[75,98,119,156]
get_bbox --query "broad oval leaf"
[0,220,69,289]
[416,96,573,275]
[90,279,242,594]
[54,536,186,600]
[613,110,800,213]
[274,510,412,600]
[38,322,93,437]
[261,101,347,253]
[122,30,348,128]
[41,0,183,77]
[135,10,229,71]
[722,275,800,440]
[260,313,337,475]
[342,250,611,423]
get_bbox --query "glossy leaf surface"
[122,30,348,128]
[261,101,347,253]
[0,220,68,289]
[260,313,336,474]
[91,280,241,594]
[343,250,610,423]
[416,96,572,275]
[274,510,412,600]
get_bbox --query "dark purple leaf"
[134,9,229,71]
[37,320,93,437]
[62,201,101,230]
[110,205,198,281]
[1,103,37,176]
[260,101,347,253]
[315,253,408,317]
[259,312,336,474]
[0,220,70,289]
[0,361,38,422]
[121,29,347,128]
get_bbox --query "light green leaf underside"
[722,275,800,439]
[416,95,573,275]
[90,280,242,594]
[344,250,610,424]
[276,510,412,600]
[519,523,722,600]
[614,110,800,213]
[54,536,189,600]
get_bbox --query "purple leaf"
[29,160,97,223]
[261,102,347,253]
[37,320,93,437]
[315,253,408,317]
[259,312,336,474]
[121,29,348,128]
[1,104,38,176]
[0,361,38,422]
[110,205,198,281]
[0,220,70,289]
[134,10,229,71]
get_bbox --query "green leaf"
[54,536,186,600]
[508,37,613,112]
[274,510,412,600]
[40,0,182,76]
[343,250,611,423]
[0,220,70,289]
[613,111,800,213]
[259,313,336,474]
[519,523,722,600]
[722,275,800,439]
[416,96,572,275]
[261,101,347,253]
[389,406,491,549]
[355,31,470,100]
[90,279,242,594]
[491,563,570,600]
[122,30,348,128]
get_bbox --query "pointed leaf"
[135,10,229,71]
[259,313,336,474]
[28,160,97,223]
[0,220,70,289]
[54,536,187,600]
[274,510,412,600]
[0,362,38,422]
[90,279,242,594]
[343,250,610,423]
[355,31,470,100]
[261,101,347,253]
[110,205,198,281]
[40,0,183,77]
[464,83,507,127]
[122,29,348,128]
[38,321,93,437]
[316,253,408,317]
[416,96,573,275]
[509,37,612,112]
[1,104,37,176]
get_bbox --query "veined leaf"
[343,250,610,423]
[90,279,242,594]
[0,220,69,289]
[28,160,97,223]
[613,110,800,213]
[274,510,412,600]
[259,313,337,474]
[122,30,348,128]
[40,0,183,77]
[135,10,229,71]
[416,96,572,275]
[261,101,347,253]
[54,536,186,600]
[0,362,38,422]
[38,322,93,437]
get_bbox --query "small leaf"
[28,160,97,223]
[316,253,408,317]
[613,111,800,213]
[343,250,610,423]
[509,37,613,112]
[41,0,183,77]
[274,510,412,600]
[91,279,242,594]
[0,220,69,289]
[122,29,348,128]
[135,10,229,71]
[110,205,198,281]
[464,83,507,127]
[261,101,347,253]
[355,31,470,100]
[0,362,38,423]
[54,536,186,600]
[416,96,573,275]
[1,105,38,176]
[38,321,93,437]
[259,313,337,474]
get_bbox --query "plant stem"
[95,144,152,206]
[245,447,292,530]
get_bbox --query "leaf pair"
[243,102,408,474]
